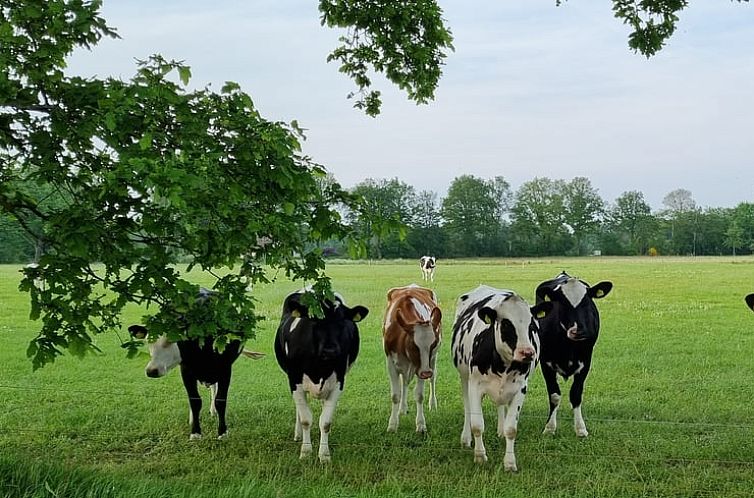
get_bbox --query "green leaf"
[178,66,192,86]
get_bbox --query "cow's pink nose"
[517,348,536,362]
[418,370,433,379]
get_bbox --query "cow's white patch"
[413,324,436,374]
[290,317,301,332]
[410,298,432,321]
[559,279,588,307]
[302,372,339,400]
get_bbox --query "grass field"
[2,257,754,498]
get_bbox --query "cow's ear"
[537,287,555,303]
[531,301,553,320]
[588,281,613,299]
[477,307,497,325]
[128,325,148,339]
[289,302,309,319]
[347,305,369,323]
[430,306,442,329]
[745,294,754,312]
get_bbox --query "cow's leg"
[459,374,472,448]
[428,354,438,410]
[209,383,218,417]
[500,391,527,472]
[294,410,302,442]
[542,364,561,435]
[414,378,426,433]
[400,374,409,414]
[181,369,202,440]
[468,379,487,464]
[214,371,231,439]
[292,385,313,458]
[386,357,402,432]
[570,368,591,437]
[318,387,342,463]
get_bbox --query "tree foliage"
[1,0,356,369]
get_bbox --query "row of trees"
[342,176,754,259]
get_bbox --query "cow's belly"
[475,371,529,406]
[302,372,340,400]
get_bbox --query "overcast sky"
[67,0,754,210]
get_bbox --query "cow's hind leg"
[459,374,472,448]
[318,388,342,463]
[214,371,231,439]
[292,385,313,458]
[542,365,561,435]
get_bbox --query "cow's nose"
[146,368,160,378]
[418,370,433,379]
[518,348,536,362]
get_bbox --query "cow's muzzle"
[418,370,433,380]
[514,347,536,363]
[563,323,587,342]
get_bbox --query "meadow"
[1,257,754,498]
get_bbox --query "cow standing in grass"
[274,289,369,462]
[451,285,552,470]
[535,271,613,437]
[128,290,261,440]
[419,256,436,282]
[382,284,442,433]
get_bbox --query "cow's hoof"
[318,451,331,463]
[416,423,427,434]
[543,425,556,435]
[299,444,313,459]
[189,433,202,441]
[474,453,488,464]
[504,461,518,472]
[217,432,228,440]
[461,435,472,448]
[387,424,398,433]
[575,427,589,438]
[294,434,302,442]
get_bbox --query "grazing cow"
[746,294,754,311]
[274,289,369,462]
[382,284,442,433]
[419,256,436,282]
[535,271,613,437]
[128,290,261,440]
[451,285,552,470]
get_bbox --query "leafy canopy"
[1,0,357,369]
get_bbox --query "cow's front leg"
[571,367,590,437]
[500,390,527,472]
[428,355,438,410]
[541,364,561,435]
[214,371,231,439]
[414,378,426,433]
[468,380,487,464]
[318,387,342,463]
[292,385,313,458]
[386,357,402,432]
[400,374,409,414]
[209,383,218,417]
[181,370,202,440]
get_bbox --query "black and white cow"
[128,290,261,440]
[420,256,436,282]
[451,285,552,470]
[535,271,613,437]
[746,294,754,311]
[274,289,369,462]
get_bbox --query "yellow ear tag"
[291,309,301,318]
[595,290,604,298]
[544,294,551,302]
[484,315,492,325]
[536,310,546,319]
[352,313,362,322]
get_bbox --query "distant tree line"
[1,174,752,263]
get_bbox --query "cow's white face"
[145,337,182,378]
[482,296,539,364]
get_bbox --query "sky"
[66,0,754,210]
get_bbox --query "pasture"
[1,257,754,498]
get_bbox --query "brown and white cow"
[382,284,442,433]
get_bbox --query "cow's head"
[287,298,369,362]
[746,294,754,312]
[395,305,442,379]
[477,294,552,364]
[537,272,613,342]
[128,325,182,378]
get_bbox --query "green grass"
[2,257,754,498]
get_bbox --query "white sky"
[67,0,754,210]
